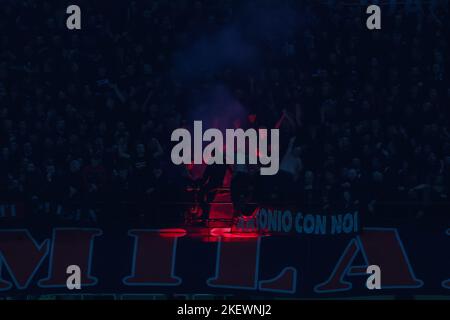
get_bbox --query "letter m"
[0,230,49,290]
[226,129,258,164]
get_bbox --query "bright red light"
[158,228,187,238]
[210,227,260,239]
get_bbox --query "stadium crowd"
[0,0,449,225]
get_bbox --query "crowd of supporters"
[0,0,449,225]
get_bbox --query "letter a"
[366,5,381,30]
[66,5,81,30]
[66,265,81,290]
[366,265,381,290]
[315,228,423,293]
[171,129,192,165]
